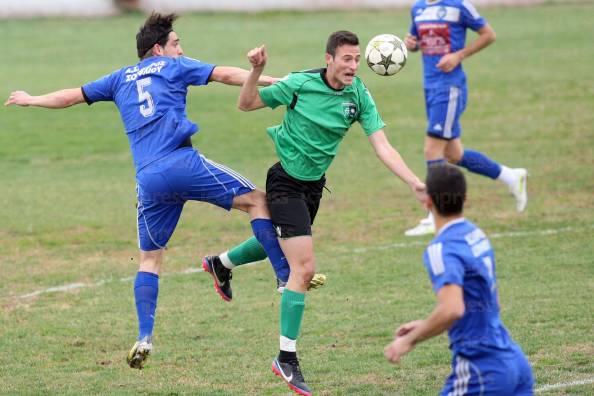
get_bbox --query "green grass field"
[1,3,593,395]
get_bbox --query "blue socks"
[457,149,502,179]
[251,218,290,282]
[426,158,447,167]
[134,271,159,340]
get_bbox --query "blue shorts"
[425,85,468,140]
[135,147,255,251]
[440,350,534,396]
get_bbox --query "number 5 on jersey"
[136,77,155,117]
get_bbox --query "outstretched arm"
[384,284,465,363]
[437,24,496,73]
[368,130,426,203]
[237,45,268,111]
[209,66,277,87]
[5,88,85,108]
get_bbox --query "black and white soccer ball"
[365,34,408,76]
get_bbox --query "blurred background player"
[5,12,290,370]
[404,0,527,236]
[238,31,426,395]
[385,164,534,395]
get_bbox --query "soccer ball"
[365,34,408,76]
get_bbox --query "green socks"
[280,289,306,340]
[222,236,267,267]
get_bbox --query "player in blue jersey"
[403,0,528,236]
[384,164,534,395]
[5,12,292,370]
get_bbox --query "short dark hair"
[326,31,359,57]
[426,164,467,216]
[136,12,178,59]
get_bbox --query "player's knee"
[445,151,462,164]
[424,145,443,160]
[139,249,163,274]
[301,267,315,285]
[233,189,266,212]
[245,189,267,208]
[292,258,316,284]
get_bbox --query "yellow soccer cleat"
[276,273,327,293]
[308,273,327,291]
[127,336,153,369]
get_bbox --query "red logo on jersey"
[418,23,451,55]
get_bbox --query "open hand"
[247,45,267,70]
[5,91,32,106]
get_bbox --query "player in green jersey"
[233,31,426,395]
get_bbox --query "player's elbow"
[483,29,496,45]
[448,302,465,321]
[237,100,251,112]
[238,95,258,112]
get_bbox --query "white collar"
[437,217,466,236]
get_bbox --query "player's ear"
[325,53,332,65]
[152,43,163,56]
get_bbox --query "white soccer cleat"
[509,168,528,212]
[404,216,436,237]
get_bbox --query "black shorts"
[266,162,325,238]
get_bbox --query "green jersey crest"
[342,102,358,120]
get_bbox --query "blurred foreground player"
[385,164,534,395]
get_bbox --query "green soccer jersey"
[259,68,385,181]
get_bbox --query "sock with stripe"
[426,158,447,167]
[457,149,502,179]
[279,289,306,361]
[134,271,159,340]
[219,236,267,269]
[251,219,290,282]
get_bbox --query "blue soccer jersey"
[409,0,486,89]
[82,56,215,171]
[423,218,517,357]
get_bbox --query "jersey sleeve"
[356,83,386,136]
[460,0,487,31]
[423,242,465,294]
[81,71,118,105]
[259,74,299,109]
[178,56,216,86]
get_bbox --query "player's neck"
[323,69,345,90]
[434,213,464,234]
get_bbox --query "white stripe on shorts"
[449,356,471,396]
[136,185,165,250]
[200,156,229,192]
[444,86,460,139]
[136,185,141,250]
[204,157,256,189]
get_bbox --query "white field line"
[535,377,594,393]
[15,224,593,300]
[347,225,594,254]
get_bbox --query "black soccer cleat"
[271,357,312,396]
[202,255,232,302]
